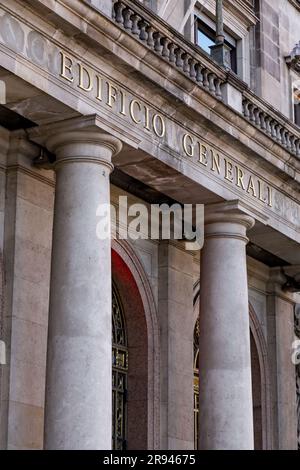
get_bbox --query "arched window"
[193,317,200,450]
[112,285,128,450]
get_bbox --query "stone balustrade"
[112,0,300,159]
[242,94,300,158]
[112,0,224,100]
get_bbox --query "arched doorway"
[111,246,159,449]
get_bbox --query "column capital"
[204,201,255,243]
[47,131,122,171]
[28,114,122,171]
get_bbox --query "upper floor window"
[286,44,300,126]
[195,17,237,74]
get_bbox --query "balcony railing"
[113,0,225,100]
[242,92,300,157]
[112,0,300,159]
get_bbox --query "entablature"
[10,0,299,180]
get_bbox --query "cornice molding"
[8,0,300,184]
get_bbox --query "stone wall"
[1,134,54,449]
[0,126,9,449]
[252,0,300,118]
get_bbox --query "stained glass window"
[112,285,128,450]
[193,317,200,450]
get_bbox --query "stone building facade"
[0,0,299,450]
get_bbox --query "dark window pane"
[295,104,300,127]
[112,285,128,451]
[229,46,237,74]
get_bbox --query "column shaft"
[44,130,121,449]
[199,209,254,450]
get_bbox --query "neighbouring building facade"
[0,0,300,450]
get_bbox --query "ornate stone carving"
[286,42,300,73]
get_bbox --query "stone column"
[198,203,255,450]
[43,123,122,449]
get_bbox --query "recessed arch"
[112,283,128,450]
[111,239,160,450]
[249,302,272,450]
